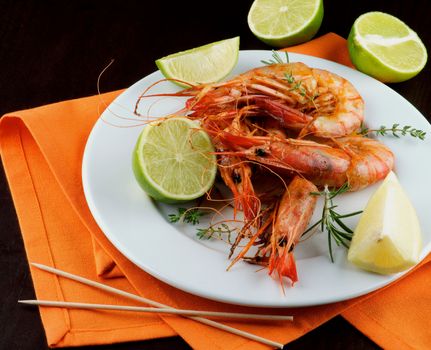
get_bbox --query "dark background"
[1,1,429,349]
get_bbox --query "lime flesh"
[348,12,427,82]
[132,117,217,204]
[155,37,239,87]
[247,0,323,47]
[348,172,422,274]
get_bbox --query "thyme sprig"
[305,183,362,262]
[196,223,235,243]
[287,76,307,96]
[359,123,426,140]
[284,71,295,84]
[168,207,207,225]
[168,208,236,243]
[284,71,319,104]
[261,50,289,65]
[261,50,319,104]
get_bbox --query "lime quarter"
[132,117,217,204]
[155,37,239,87]
[247,0,323,48]
[348,12,427,83]
[348,171,422,274]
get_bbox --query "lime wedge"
[247,0,323,48]
[132,117,217,204]
[348,172,422,274]
[155,37,239,87]
[348,12,427,82]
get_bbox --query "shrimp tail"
[268,249,298,284]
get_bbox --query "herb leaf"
[283,71,316,103]
[261,50,290,65]
[196,223,235,243]
[168,207,207,225]
[168,209,235,243]
[305,183,362,262]
[359,123,426,140]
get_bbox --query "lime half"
[132,117,217,204]
[348,12,427,82]
[155,37,239,87]
[247,0,323,48]
[348,172,422,274]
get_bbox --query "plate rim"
[82,50,431,308]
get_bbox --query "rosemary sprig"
[168,207,207,225]
[261,50,290,65]
[359,123,426,140]
[305,183,362,262]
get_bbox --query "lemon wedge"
[348,171,422,274]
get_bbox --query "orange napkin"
[1,33,430,349]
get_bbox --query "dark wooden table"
[1,1,429,349]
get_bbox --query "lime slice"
[348,12,427,82]
[348,171,422,274]
[247,0,323,48]
[132,117,217,204]
[155,37,239,87]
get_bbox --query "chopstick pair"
[19,299,292,321]
[21,263,290,349]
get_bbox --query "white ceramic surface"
[82,51,431,307]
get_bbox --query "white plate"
[82,51,431,307]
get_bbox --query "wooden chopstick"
[30,263,287,349]
[19,299,293,321]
